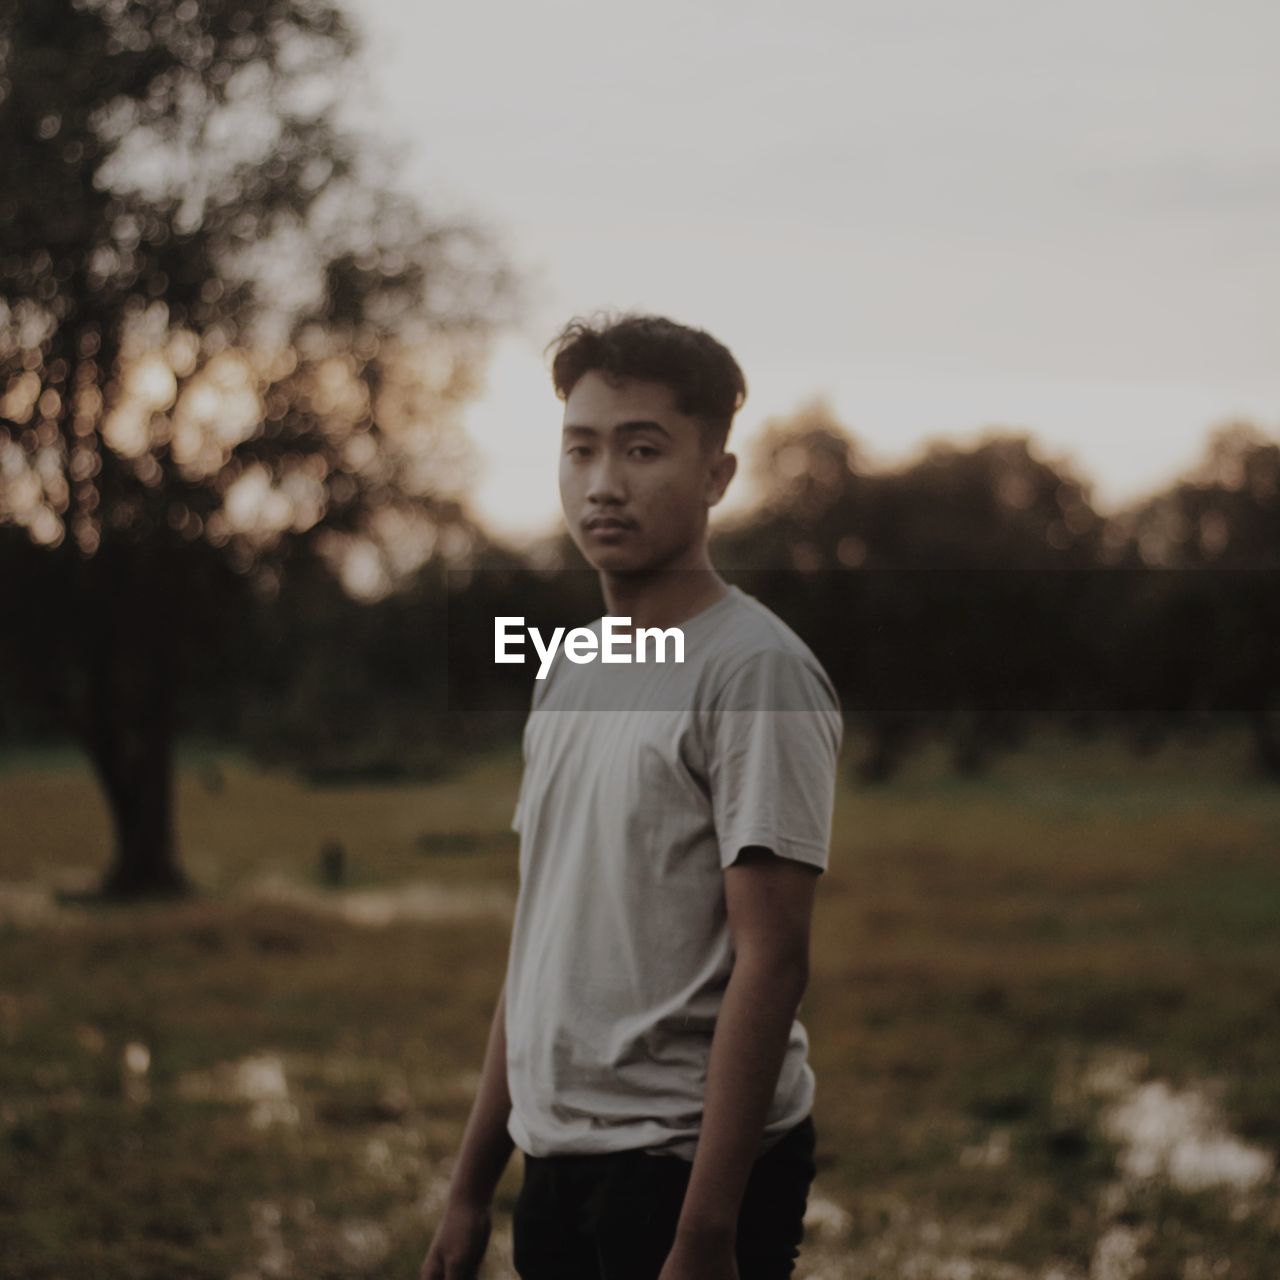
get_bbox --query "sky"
[340,0,1279,540]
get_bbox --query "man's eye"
[566,445,591,458]
[629,445,659,458]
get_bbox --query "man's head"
[548,313,746,573]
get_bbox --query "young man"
[419,314,842,1280]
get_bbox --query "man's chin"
[581,544,661,575]
[585,549,643,573]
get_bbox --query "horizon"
[339,1,1280,542]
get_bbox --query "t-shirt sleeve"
[705,647,843,873]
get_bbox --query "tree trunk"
[95,705,189,899]
[950,705,989,777]
[77,543,193,900]
[857,714,910,783]
[1248,703,1280,781]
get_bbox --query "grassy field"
[1,729,1278,1279]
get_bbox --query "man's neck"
[598,555,729,633]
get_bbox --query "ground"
[1,728,1278,1279]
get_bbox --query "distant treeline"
[442,413,1280,781]
[11,408,1275,784]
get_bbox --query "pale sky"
[341,1,1279,540]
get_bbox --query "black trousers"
[511,1115,817,1280]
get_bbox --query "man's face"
[559,370,736,574]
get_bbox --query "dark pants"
[511,1116,817,1280]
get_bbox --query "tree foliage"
[713,404,1279,781]
[0,0,515,894]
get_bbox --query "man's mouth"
[584,516,636,534]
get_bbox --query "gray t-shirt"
[504,584,842,1161]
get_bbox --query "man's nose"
[586,453,627,505]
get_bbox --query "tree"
[1110,422,1280,775]
[714,405,1107,779]
[0,0,515,896]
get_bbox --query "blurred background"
[1,3,1278,1278]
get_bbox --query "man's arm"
[661,847,818,1277]
[418,976,516,1280]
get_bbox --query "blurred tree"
[1118,422,1280,571]
[1110,422,1280,775]
[715,407,1106,779]
[0,0,515,896]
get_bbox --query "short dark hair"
[547,312,747,449]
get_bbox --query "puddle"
[0,882,89,929]
[791,1194,1035,1280]
[1067,1044,1275,1280]
[242,873,514,927]
[122,1040,152,1104]
[1101,1078,1273,1193]
[177,1050,301,1128]
[960,1126,1012,1169]
[1076,1046,1274,1195]
[0,872,512,931]
[232,1198,291,1280]
[804,1191,853,1240]
[335,1218,391,1270]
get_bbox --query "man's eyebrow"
[562,420,673,438]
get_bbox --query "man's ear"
[706,450,737,507]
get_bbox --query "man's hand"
[657,1228,740,1280]
[418,1198,492,1280]
[419,975,514,1278]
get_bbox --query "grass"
[1,727,1278,1278]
